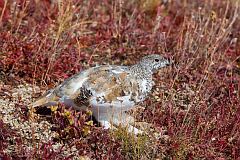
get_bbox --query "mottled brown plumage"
[33,54,170,134]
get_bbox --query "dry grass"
[0,0,240,159]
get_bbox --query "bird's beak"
[165,58,172,66]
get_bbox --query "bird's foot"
[99,120,143,135]
[99,120,116,130]
[125,124,143,135]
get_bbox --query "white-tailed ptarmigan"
[32,54,170,134]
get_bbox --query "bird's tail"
[32,89,59,107]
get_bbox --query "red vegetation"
[0,0,240,159]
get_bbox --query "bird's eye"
[155,59,159,62]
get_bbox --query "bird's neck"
[130,64,153,80]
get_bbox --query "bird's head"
[139,54,170,73]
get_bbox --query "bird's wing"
[32,65,141,109]
[82,65,141,109]
[32,67,94,107]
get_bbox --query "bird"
[32,54,170,134]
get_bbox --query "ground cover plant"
[0,0,240,159]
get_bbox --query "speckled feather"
[33,54,170,134]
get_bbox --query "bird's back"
[32,65,151,111]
